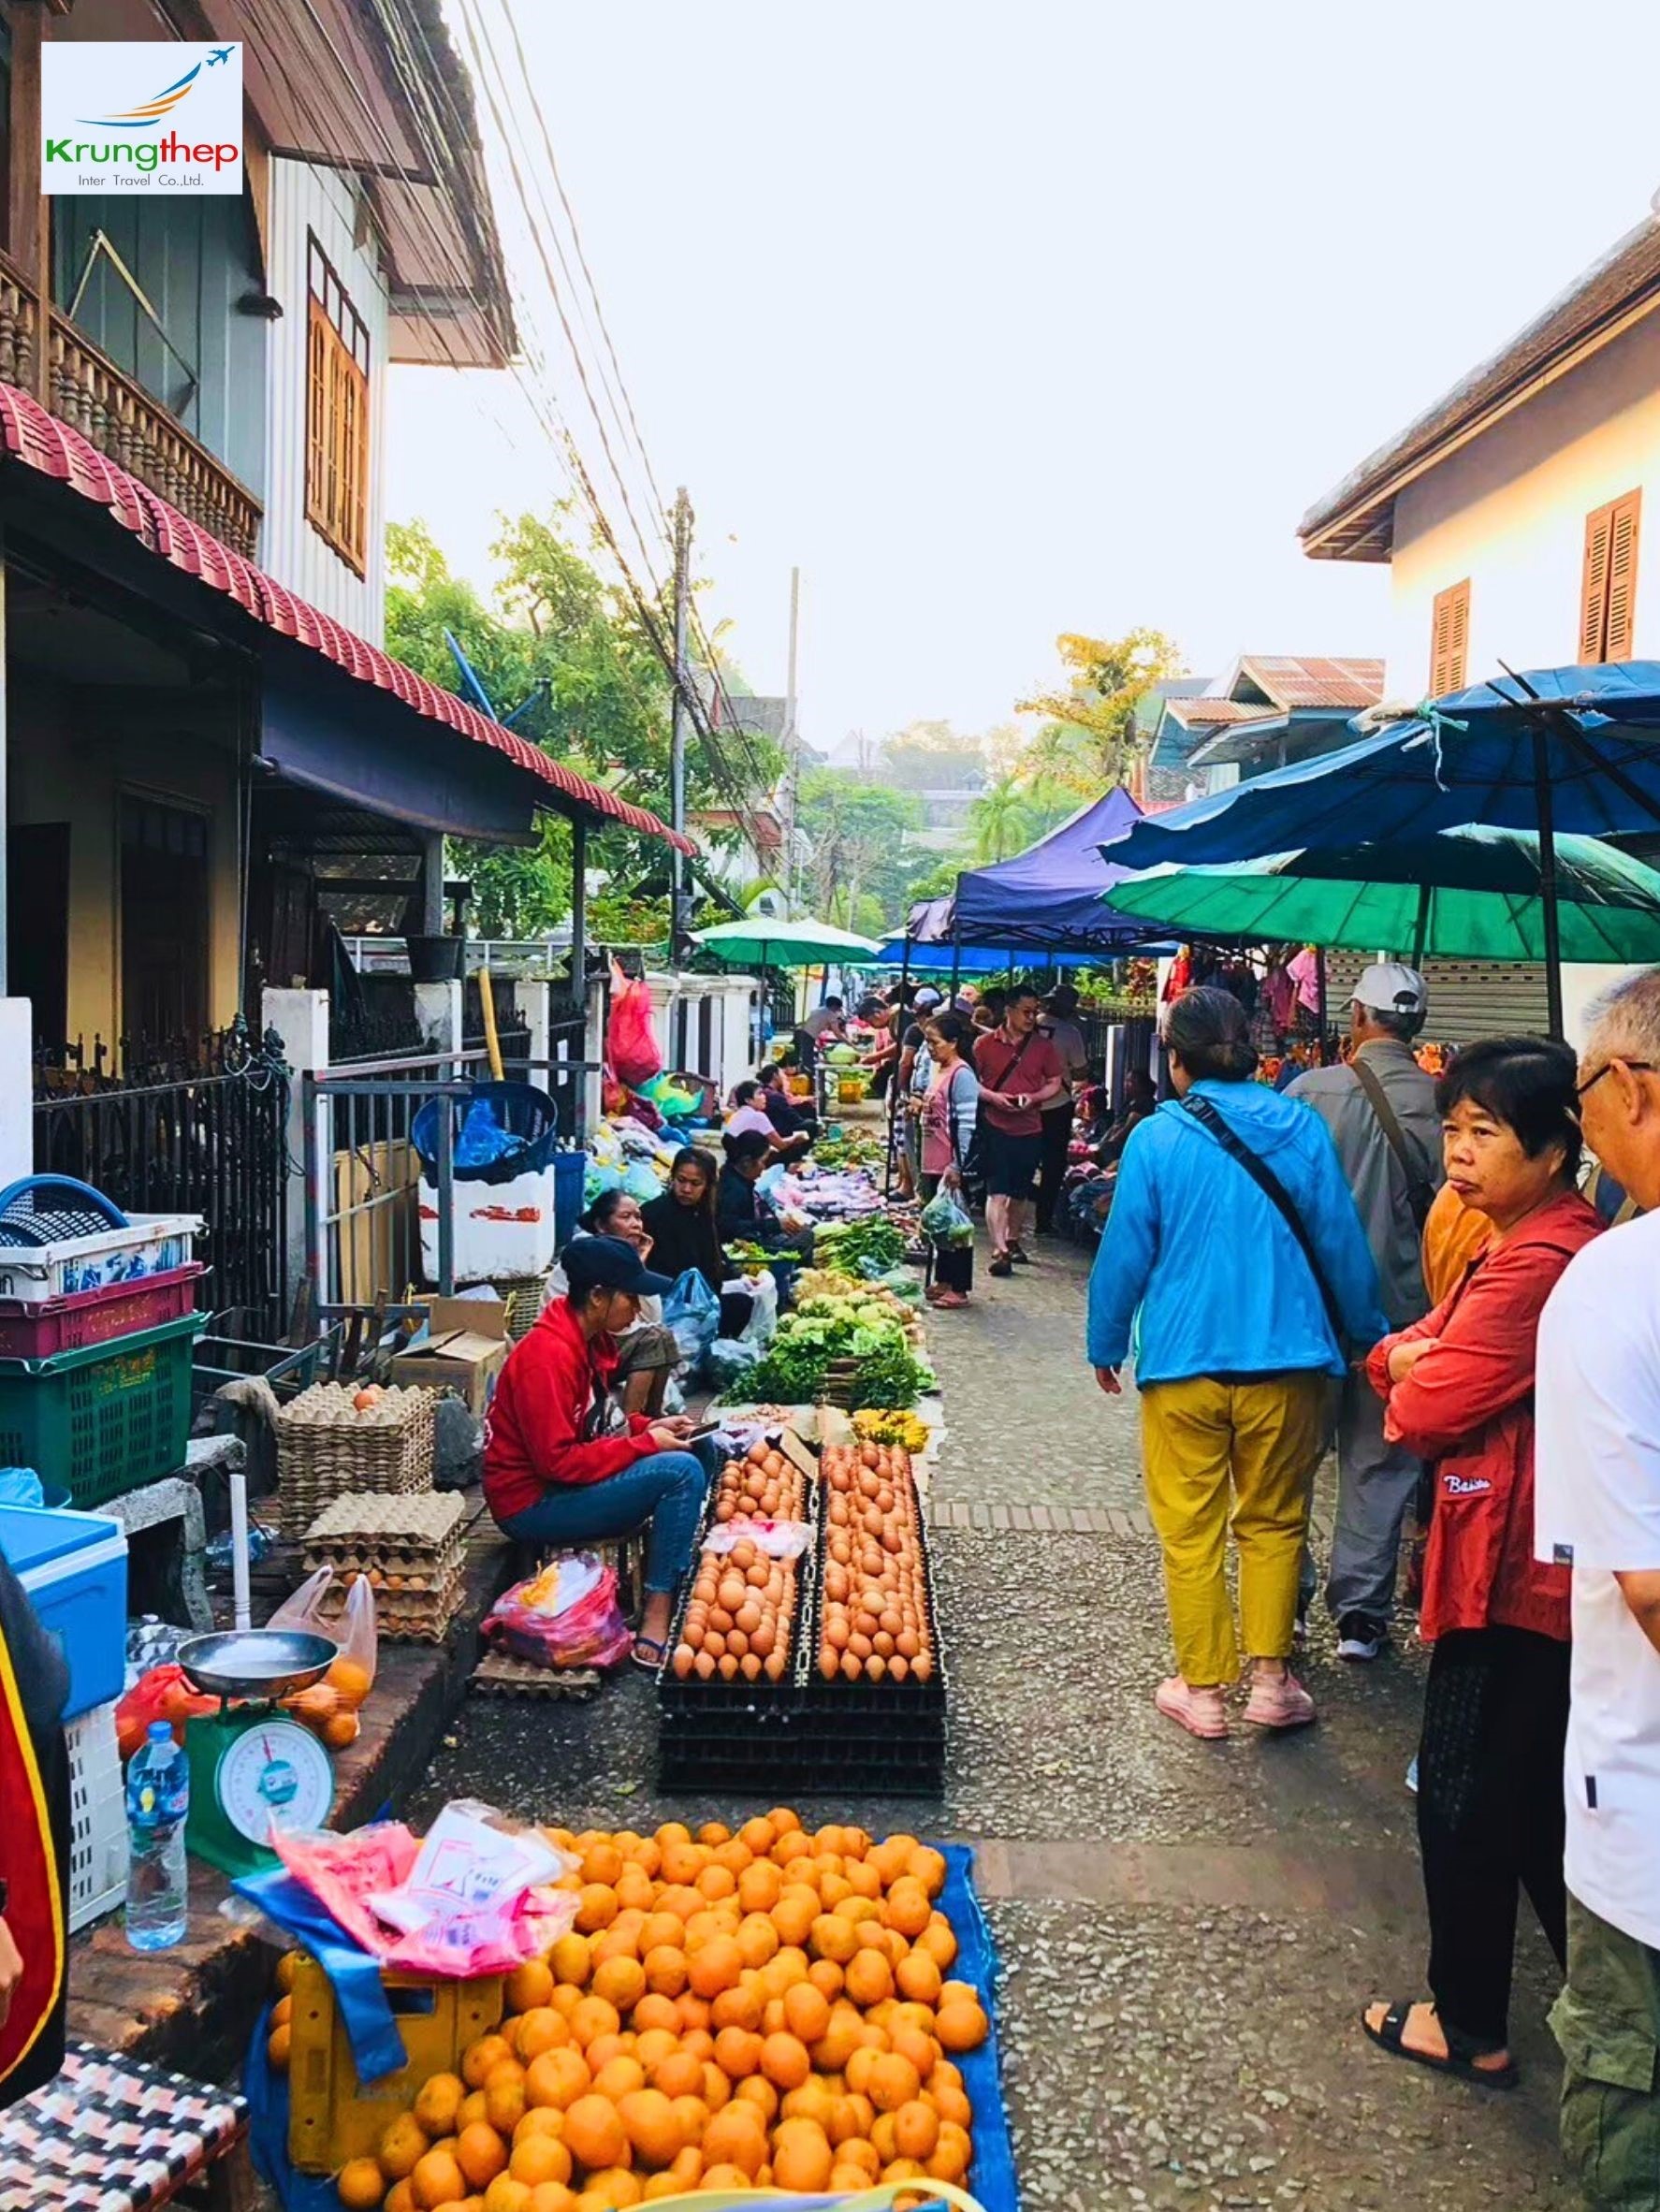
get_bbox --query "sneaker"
[1243,1666,1317,1730]
[988,1256,1013,1278]
[1154,1677,1230,1740]
[1336,1612,1387,1663]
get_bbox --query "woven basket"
[272,1383,435,1538]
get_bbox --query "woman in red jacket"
[1361,1038,1600,2090]
[484,1236,718,1667]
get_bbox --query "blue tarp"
[1096,661,1660,874]
[876,939,1101,974]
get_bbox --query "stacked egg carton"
[300,1492,469,1642]
[271,1383,435,1539]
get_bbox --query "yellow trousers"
[1140,1372,1328,1685]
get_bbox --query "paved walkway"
[419,1237,1581,2212]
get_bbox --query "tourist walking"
[1088,988,1383,1738]
[1536,970,1660,2202]
[1036,984,1091,1236]
[973,984,1065,1277]
[918,1011,980,1308]
[1289,964,1441,1660]
[1359,1039,1596,2091]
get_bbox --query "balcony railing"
[0,248,262,558]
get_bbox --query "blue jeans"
[499,1439,716,1594]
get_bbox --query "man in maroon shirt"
[971,985,1065,1276]
[484,1235,715,1666]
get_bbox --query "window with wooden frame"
[1580,489,1641,664]
[305,235,371,576]
[1429,578,1471,697]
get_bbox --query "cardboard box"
[392,1297,510,1415]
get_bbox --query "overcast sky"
[388,0,1660,755]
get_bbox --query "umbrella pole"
[1533,727,1565,1040]
[886,931,914,1199]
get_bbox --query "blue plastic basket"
[553,1149,588,1249]
[409,1082,560,1186]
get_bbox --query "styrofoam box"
[0,1502,127,1720]
[0,1213,202,1303]
[67,1700,128,1933]
[418,1166,558,1287]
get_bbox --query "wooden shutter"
[305,297,371,577]
[1580,491,1640,662]
[1429,578,1471,696]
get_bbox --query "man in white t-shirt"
[1535,967,1660,2203]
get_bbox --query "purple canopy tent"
[951,785,1163,950]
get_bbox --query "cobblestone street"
[419,1238,1581,2210]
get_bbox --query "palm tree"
[968,776,1036,864]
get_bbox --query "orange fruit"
[581,1841,623,1887]
[507,2134,571,2190]
[412,2149,468,2209]
[579,2170,640,2208]
[648,2047,703,2101]
[697,1822,732,1846]
[591,1957,646,2014]
[713,2025,764,2078]
[517,2010,571,2063]
[735,2074,778,2123]
[380,2113,431,2180]
[574,1885,618,1935]
[485,2064,528,2135]
[700,2059,731,2112]
[633,2029,677,2073]
[896,1949,942,2005]
[737,1859,782,1914]
[782,1981,831,2044]
[929,2119,972,2183]
[771,2117,834,2192]
[809,1913,858,1965]
[833,2135,881,2182]
[568,1996,620,2051]
[738,1816,775,1856]
[771,1889,819,1948]
[894,2099,940,2161]
[514,2111,566,2147]
[884,1881,932,1940]
[561,2094,629,2174]
[482,2180,531,2212]
[463,2037,515,2090]
[615,2088,683,2170]
[415,2075,467,2138]
[868,2051,922,2114]
[919,1916,958,1969]
[524,2049,591,2112]
[696,2166,754,2194]
[735,1914,779,1970]
[933,2077,973,2128]
[808,1958,845,2002]
[506,1958,556,2014]
[845,1950,895,2009]
[779,2077,837,2131]
[700,2102,766,2178]
[935,1999,989,2053]
[687,1935,743,2001]
[456,2123,510,2189]
[591,2055,646,2103]
[525,2190,575,2212]
[760,2031,810,2090]
[549,1935,591,1987]
[337,2158,386,2210]
[830,2091,876,2147]
[908,1847,947,1898]
[641,1945,687,1999]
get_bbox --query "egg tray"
[706,1442,812,1527]
[801,1472,947,1719]
[656,1477,822,1712]
[272,1385,435,1538]
[322,1570,466,1644]
[300,1494,468,1588]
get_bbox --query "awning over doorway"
[0,381,694,853]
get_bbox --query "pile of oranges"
[818,1444,935,1685]
[317,1810,987,2211]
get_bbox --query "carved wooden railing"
[0,247,262,558]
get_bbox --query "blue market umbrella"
[1097,662,1660,1033]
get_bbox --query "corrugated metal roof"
[1165,698,1267,726]
[1300,216,1660,562]
[0,382,692,853]
[1235,655,1385,709]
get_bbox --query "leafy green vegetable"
[735,1308,932,1408]
[814,1219,905,1273]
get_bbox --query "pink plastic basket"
[0,1263,204,1358]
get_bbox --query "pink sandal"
[1154,1676,1230,1739]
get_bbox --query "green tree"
[795,771,924,929]
[1017,627,1187,793]
[881,719,987,793]
[967,774,1036,864]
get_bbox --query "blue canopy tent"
[875,939,1101,975]
[1094,662,1660,1035]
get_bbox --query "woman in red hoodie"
[1361,1038,1600,2090]
[484,1235,718,1667]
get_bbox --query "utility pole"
[781,564,801,914]
[668,487,692,960]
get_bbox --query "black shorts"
[980,1125,1042,1199]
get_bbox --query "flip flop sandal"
[632,1637,669,1671]
[1361,2000,1519,2091]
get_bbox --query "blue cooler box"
[0,1501,127,1721]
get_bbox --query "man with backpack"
[1289,965,1443,1662]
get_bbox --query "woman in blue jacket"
[1088,988,1385,1740]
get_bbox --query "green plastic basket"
[0,1310,208,1507]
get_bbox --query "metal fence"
[33,1021,291,1335]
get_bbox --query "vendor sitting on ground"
[547,1187,680,1418]
[642,1146,755,1339]
[717,1128,815,1259]
[483,1235,718,1667]
[759,1063,818,1154]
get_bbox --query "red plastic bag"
[483,1554,633,1670]
[607,977,663,1089]
[116,1665,218,1761]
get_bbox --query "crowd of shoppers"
[1086,964,1660,2200]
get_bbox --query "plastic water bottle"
[125,1721,189,1950]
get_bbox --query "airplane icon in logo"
[207,46,232,65]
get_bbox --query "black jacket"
[640,1189,732,1289]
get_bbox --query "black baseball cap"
[562,1234,676,1298]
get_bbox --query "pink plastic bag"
[607,977,663,1088]
[483,1554,633,1670]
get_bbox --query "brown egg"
[888,1654,910,1681]
[740,1652,763,1681]
[672,1645,695,1677]
[718,1653,740,1679]
[840,1651,863,1681]
[735,1602,762,1635]
[694,1652,717,1679]
[750,1621,776,1658]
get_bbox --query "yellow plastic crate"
[286,1953,505,2174]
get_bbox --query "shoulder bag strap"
[1178,1094,1347,1347]
[1349,1056,1436,1231]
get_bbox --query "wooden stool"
[0,2041,254,2209]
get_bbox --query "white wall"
[262,159,390,645]
[1388,311,1660,699]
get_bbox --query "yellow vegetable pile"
[293,1811,987,2212]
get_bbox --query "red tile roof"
[1235,655,1385,709]
[0,382,693,853]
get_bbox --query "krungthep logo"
[41,42,242,196]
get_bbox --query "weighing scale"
[177,1629,340,1878]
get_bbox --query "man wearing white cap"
[1289,964,1442,1660]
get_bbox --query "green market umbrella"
[1101,825,1660,965]
[690,916,885,968]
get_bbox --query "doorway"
[121,795,208,1045]
[7,822,69,1048]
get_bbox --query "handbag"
[1178,1094,1348,1348]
